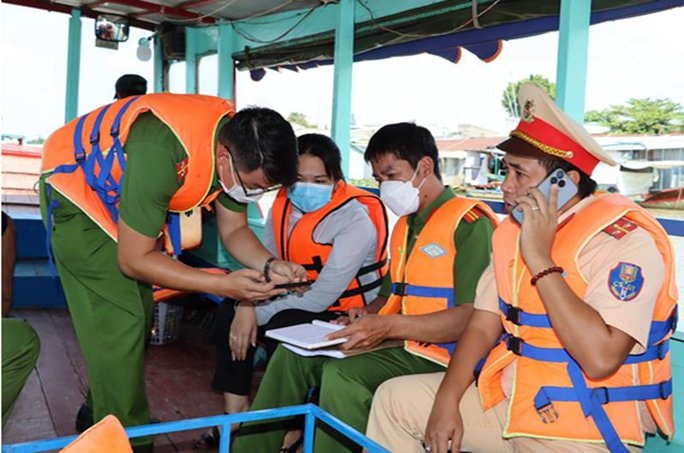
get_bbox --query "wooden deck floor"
[2,307,235,452]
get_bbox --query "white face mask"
[219,155,264,203]
[380,168,425,217]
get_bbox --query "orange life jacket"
[41,94,234,254]
[478,194,677,450]
[271,182,389,312]
[61,415,132,453]
[379,197,498,366]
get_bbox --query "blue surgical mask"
[288,182,334,212]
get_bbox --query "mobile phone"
[511,168,578,223]
[274,280,314,289]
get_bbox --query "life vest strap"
[391,283,454,304]
[500,298,676,345]
[302,256,324,272]
[534,379,672,410]
[505,334,669,364]
[340,277,383,298]
[304,256,386,277]
[166,213,182,256]
[565,360,629,453]
[498,298,552,328]
[357,258,387,276]
[44,183,63,277]
[648,306,678,345]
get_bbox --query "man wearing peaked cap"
[497,82,616,176]
[365,83,677,453]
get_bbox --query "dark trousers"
[212,302,338,396]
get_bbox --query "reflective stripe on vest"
[479,194,677,450]
[271,182,389,312]
[381,197,498,366]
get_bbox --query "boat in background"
[1,142,42,217]
[639,186,684,211]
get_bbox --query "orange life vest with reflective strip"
[41,94,234,248]
[379,197,498,366]
[479,194,677,447]
[271,182,389,311]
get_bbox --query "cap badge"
[521,99,535,122]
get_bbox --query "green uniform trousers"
[233,345,444,453]
[40,179,153,450]
[2,318,40,427]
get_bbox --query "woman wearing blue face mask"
[206,134,388,445]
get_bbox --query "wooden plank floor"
[2,307,232,452]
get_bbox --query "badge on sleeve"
[608,262,644,302]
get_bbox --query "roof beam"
[104,0,216,24]
[3,0,156,30]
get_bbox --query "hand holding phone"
[274,280,314,290]
[511,168,578,223]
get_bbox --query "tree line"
[502,75,684,135]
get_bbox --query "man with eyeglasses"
[40,95,306,452]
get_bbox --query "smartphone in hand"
[512,168,578,223]
[274,280,315,290]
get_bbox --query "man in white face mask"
[231,122,499,453]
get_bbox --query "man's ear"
[420,156,435,177]
[216,143,229,160]
[567,169,582,186]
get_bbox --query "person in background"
[2,211,17,318]
[114,74,147,99]
[203,133,388,447]
[2,211,41,427]
[232,122,498,453]
[366,83,677,453]
[40,96,305,452]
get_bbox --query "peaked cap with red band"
[497,83,616,176]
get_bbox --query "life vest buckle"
[504,305,522,324]
[671,306,679,333]
[89,132,100,145]
[657,342,668,360]
[537,402,559,424]
[659,381,670,399]
[506,335,523,356]
[393,282,408,296]
[594,386,610,405]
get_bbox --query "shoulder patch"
[608,262,644,302]
[463,207,483,224]
[176,158,189,182]
[602,217,638,240]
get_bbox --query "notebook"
[282,340,403,359]
[265,320,348,350]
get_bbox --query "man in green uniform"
[40,99,306,452]
[2,211,41,428]
[232,122,496,453]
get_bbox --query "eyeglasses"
[229,154,281,196]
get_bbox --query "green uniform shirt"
[119,113,245,238]
[379,187,494,305]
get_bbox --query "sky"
[1,3,683,139]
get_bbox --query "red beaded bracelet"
[530,266,564,286]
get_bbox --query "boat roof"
[5,0,683,71]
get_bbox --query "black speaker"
[159,22,185,60]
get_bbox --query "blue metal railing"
[2,404,390,453]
